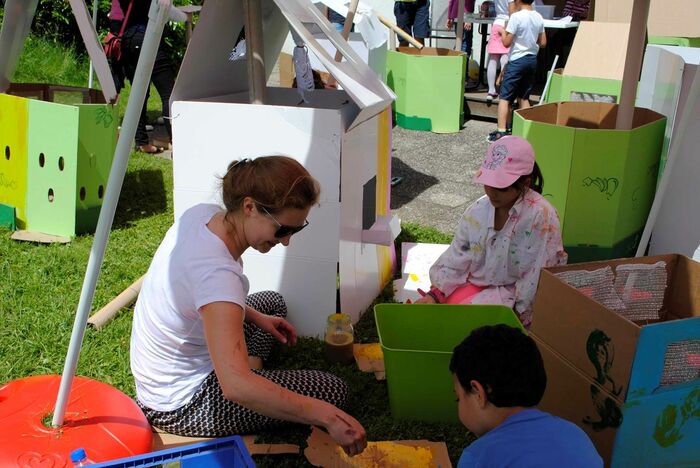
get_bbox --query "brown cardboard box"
[534,335,621,464]
[531,254,700,465]
[594,0,700,38]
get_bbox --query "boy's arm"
[537,31,547,48]
[501,30,514,48]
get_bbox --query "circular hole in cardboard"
[98,185,104,199]
[39,153,45,167]
[58,157,65,171]
[48,188,54,203]
[4,146,9,160]
[80,187,86,201]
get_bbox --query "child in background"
[415,137,566,327]
[486,0,516,102]
[450,325,603,467]
[446,0,476,57]
[488,0,546,142]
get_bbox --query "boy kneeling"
[450,325,603,467]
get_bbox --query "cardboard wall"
[595,0,700,38]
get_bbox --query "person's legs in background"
[394,1,416,47]
[150,46,175,144]
[455,23,474,56]
[487,54,508,97]
[411,0,431,46]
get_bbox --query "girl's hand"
[326,411,367,456]
[414,295,436,304]
[446,18,454,29]
[256,314,298,346]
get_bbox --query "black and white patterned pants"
[138,291,348,437]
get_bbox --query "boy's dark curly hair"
[449,325,547,407]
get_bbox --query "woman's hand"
[326,411,367,456]
[446,18,454,29]
[254,313,298,346]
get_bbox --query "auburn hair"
[220,156,320,216]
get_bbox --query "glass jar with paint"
[324,313,354,365]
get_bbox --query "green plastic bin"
[374,303,523,424]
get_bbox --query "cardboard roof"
[172,0,393,130]
[563,21,631,81]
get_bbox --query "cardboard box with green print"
[531,254,700,466]
[386,47,466,134]
[512,101,665,263]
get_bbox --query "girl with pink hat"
[415,136,567,326]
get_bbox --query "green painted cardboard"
[0,94,29,229]
[25,99,117,237]
[386,47,466,133]
[514,102,665,262]
[0,203,16,230]
[649,35,700,48]
[75,104,118,234]
[545,70,622,104]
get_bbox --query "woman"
[130,156,366,455]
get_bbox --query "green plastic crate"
[386,47,466,133]
[374,303,523,423]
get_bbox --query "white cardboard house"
[170,0,397,337]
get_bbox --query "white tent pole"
[52,0,171,428]
[636,64,700,256]
[0,0,39,92]
[455,0,464,52]
[88,0,98,89]
[243,0,266,104]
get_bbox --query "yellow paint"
[0,94,29,229]
[375,107,393,287]
[354,343,384,361]
[409,273,420,282]
[336,442,434,467]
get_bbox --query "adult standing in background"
[394,0,431,47]
[117,0,185,154]
[446,0,476,57]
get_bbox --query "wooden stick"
[327,0,360,88]
[615,0,650,130]
[243,0,266,104]
[376,13,424,49]
[87,276,144,329]
[455,0,464,52]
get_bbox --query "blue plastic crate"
[91,435,255,467]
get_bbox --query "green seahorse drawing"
[653,388,700,447]
[582,329,624,431]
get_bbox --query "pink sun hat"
[473,136,535,188]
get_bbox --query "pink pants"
[445,283,487,305]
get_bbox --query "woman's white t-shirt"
[130,203,249,411]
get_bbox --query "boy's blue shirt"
[457,408,603,468]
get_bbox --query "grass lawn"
[3,36,474,466]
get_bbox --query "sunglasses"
[260,206,309,238]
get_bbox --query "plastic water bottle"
[70,448,95,466]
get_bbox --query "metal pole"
[88,0,98,89]
[243,0,266,104]
[52,0,171,428]
[455,0,464,51]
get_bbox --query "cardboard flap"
[171,0,289,103]
[563,22,630,81]
[273,0,394,130]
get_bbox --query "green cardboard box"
[386,47,466,133]
[648,36,700,48]
[0,94,29,229]
[2,85,117,237]
[545,69,622,104]
[513,102,666,263]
